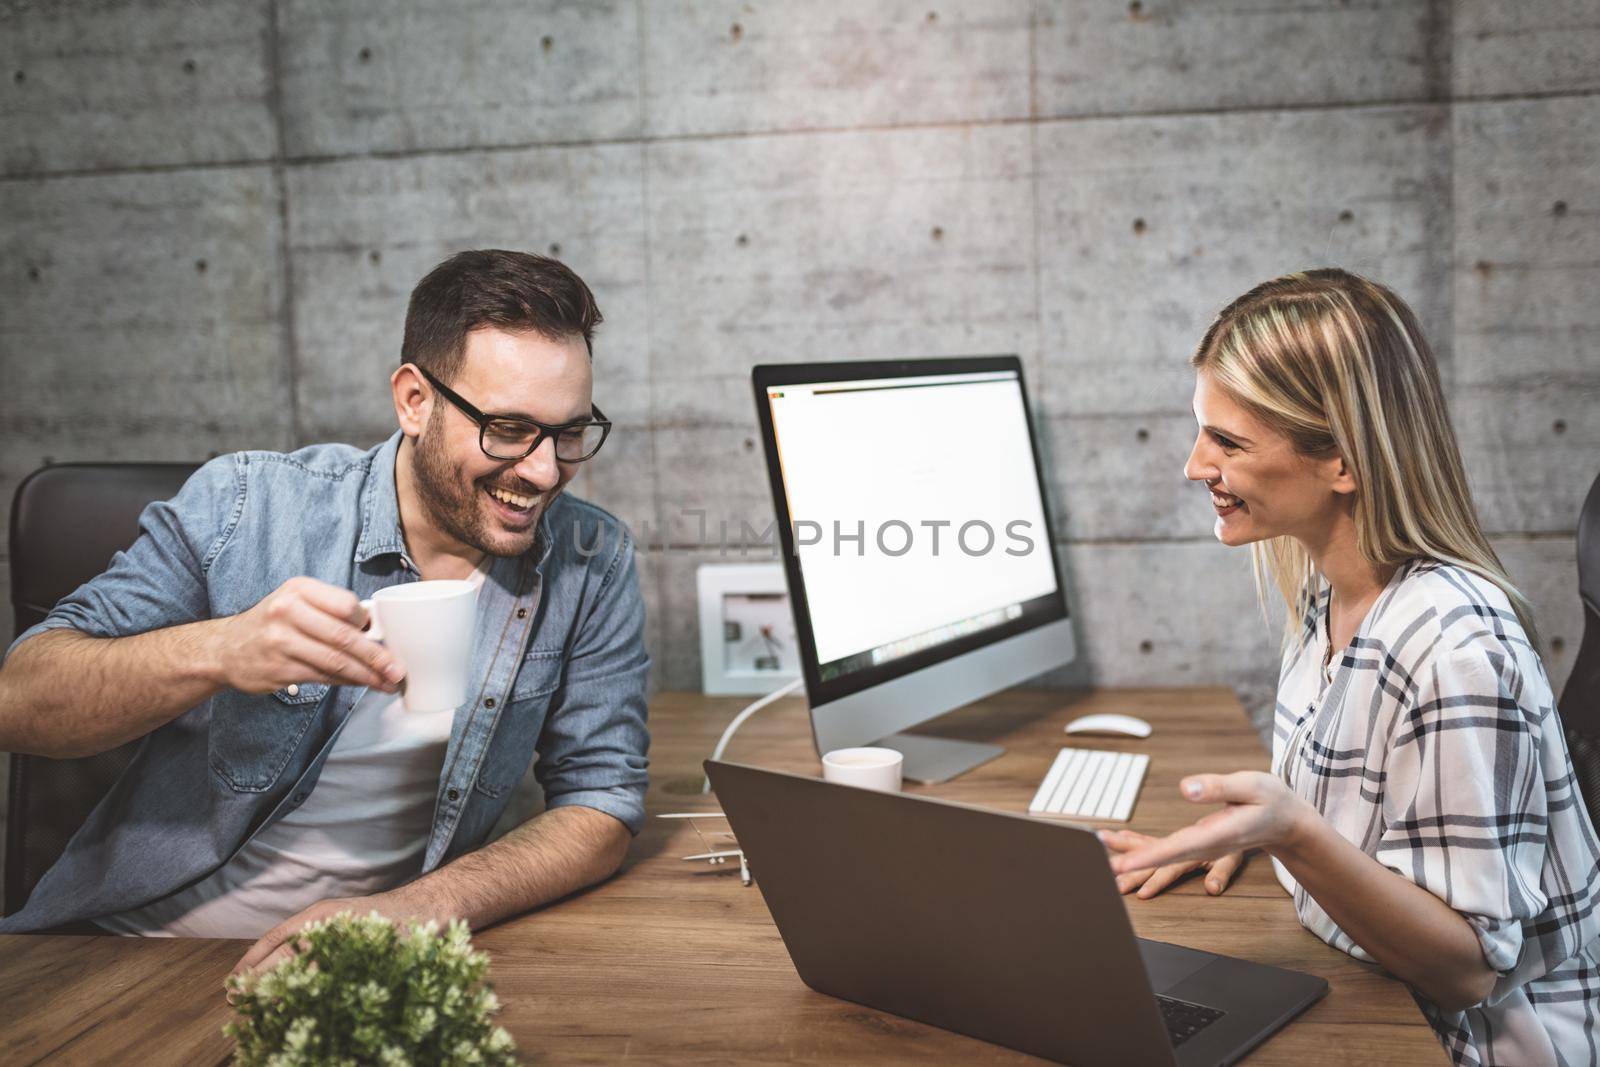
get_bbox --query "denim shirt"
[1,432,650,933]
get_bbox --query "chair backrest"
[5,462,198,917]
[1562,470,1600,832]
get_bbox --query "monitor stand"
[873,733,1005,785]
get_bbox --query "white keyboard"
[1028,747,1149,821]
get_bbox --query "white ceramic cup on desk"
[361,579,479,713]
[821,747,903,792]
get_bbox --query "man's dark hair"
[401,249,602,381]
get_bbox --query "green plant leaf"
[224,911,519,1066]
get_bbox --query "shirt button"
[447,788,461,802]
[286,684,300,697]
[516,608,528,619]
[293,792,308,804]
[484,697,496,709]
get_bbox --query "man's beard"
[411,414,546,558]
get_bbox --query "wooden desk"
[0,689,1443,1064]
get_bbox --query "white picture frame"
[697,562,802,696]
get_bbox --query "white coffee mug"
[821,747,903,792]
[361,579,479,713]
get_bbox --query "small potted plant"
[223,911,518,1065]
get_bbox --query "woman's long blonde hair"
[1190,268,1539,647]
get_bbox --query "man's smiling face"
[409,326,594,558]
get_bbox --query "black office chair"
[4,462,198,917]
[1563,470,1600,832]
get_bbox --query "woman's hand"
[1101,831,1246,898]
[1100,771,1318,880]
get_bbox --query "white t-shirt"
[99,564,487,939]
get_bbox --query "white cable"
[702,676,805,794]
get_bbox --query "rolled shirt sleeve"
[5,455,242,659]
[532,527,651,835]
[1375,645,1549,981]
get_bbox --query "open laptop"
[704,760,1327,1066]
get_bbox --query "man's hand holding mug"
[212,576,405,695]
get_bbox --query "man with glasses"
[0,251,649,976]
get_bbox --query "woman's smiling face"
[1183,368,1350,547]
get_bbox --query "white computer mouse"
[1063,713,1153,739]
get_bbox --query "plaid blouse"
[1271,559,1600,1066]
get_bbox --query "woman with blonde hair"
[1101,269,1600,1065]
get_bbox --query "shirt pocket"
[208,683,329,792]
[473,651,564,799]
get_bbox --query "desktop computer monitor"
[751,356,1075,783]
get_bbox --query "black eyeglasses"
[417,366,612,463]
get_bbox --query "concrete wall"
[2,3,1597,764]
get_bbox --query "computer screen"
[753,357,1069,710]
